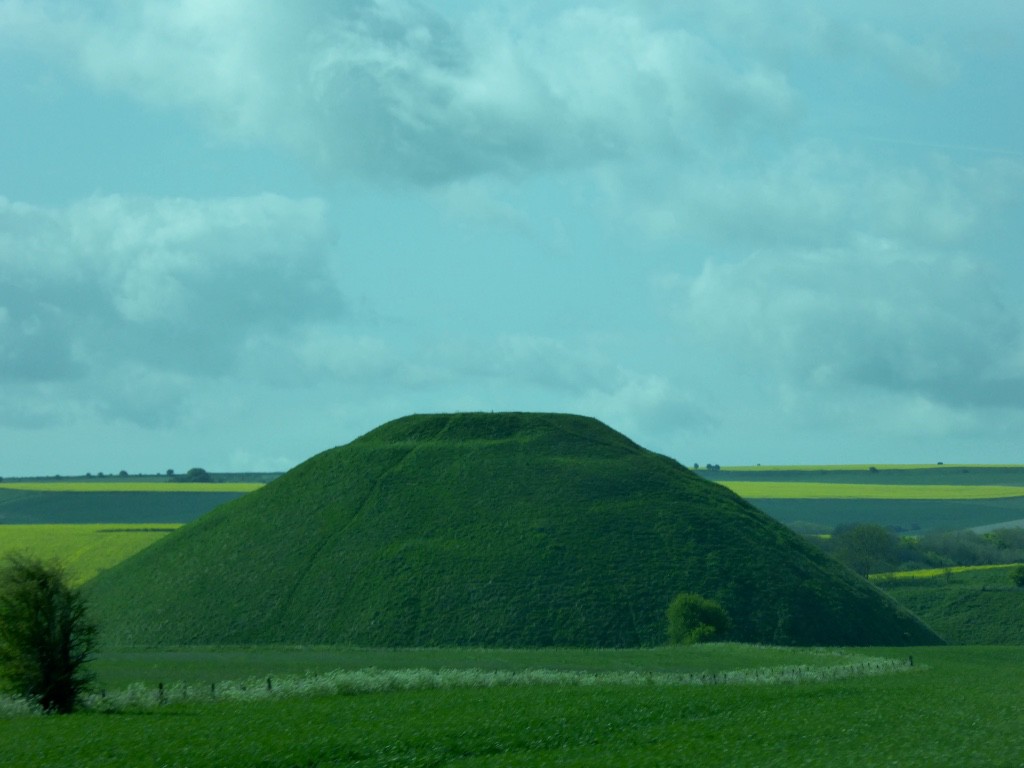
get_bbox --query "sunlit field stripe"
[718,481,1024,500]
[869,563,1021,581]
[0,482,262,493]
[0,524,182,584]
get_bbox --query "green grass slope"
[875,566,1024,644]
[86,413,941,648]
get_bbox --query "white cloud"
[0,193,343,422]
[679,245,1024,409]
[7,0,797,184]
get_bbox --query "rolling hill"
[85,412,941,647]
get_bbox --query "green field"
[2,645,1022,767]
[0,524,181,584]
[0,487,245,524]
[872,565,1024,644]
[719,481,1024,500]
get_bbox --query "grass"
[718,482,1024,500]
[870,563,1019,581]
[0,524,181,584]
[84,644,877,690]
[84,412,940,648]
[0,645,1021,767]
[873,566,1024,644]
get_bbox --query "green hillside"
[86,412,941,648]
[875,566,1024,644]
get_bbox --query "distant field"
[752,497,1024,533]
[720,464,1024,472]
[718,482,1024,500]
[0,488,245,524]
[0,524,181,584]
[703,466,1024,486]
[871,563,1019,581]
[706,467,1024,533]
[0,482,262,493]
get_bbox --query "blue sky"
[1,0,1022,476]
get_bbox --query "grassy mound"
[86,412,941,647]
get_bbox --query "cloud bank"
[0,193,341,424]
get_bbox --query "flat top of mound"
[86,412,942,648]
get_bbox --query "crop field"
[0,524,181,584]
[704,465,1024,486]
[0,481,262,493]
[0,487,245,524]
[703,466,1024,533]
[718,481,1024,500]
[2,645,1022,766]
[870,563,1018,581]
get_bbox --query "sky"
[1,0,1022,477]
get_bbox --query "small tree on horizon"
[0,554,98,713]
[667,592,731,645]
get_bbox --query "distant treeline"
[814,523,1024,576]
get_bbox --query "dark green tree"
[667,592,731,645]
[0,554,98,713]
[829,523,904,576]
[1011,565,1024,588]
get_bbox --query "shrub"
[667,592,731,645]
[1011,565,1024,588]
[0,554,98,713]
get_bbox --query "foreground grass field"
[1,645,1021,767]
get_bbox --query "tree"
[667,592,731,645]
[1011,565,1024,588]
[829,523,905,576]
[0,554,98,713]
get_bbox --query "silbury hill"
[86,413,941,647]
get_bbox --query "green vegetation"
[819,524,1024,575]
[0,555,97,713]
[84,644,874,690]
[85,412,940,647]
[0,525,180,585]
[1,645,1022,766]
[667,593,731,644]
[873,565,1024,644]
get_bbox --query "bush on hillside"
[667,593,731,645]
